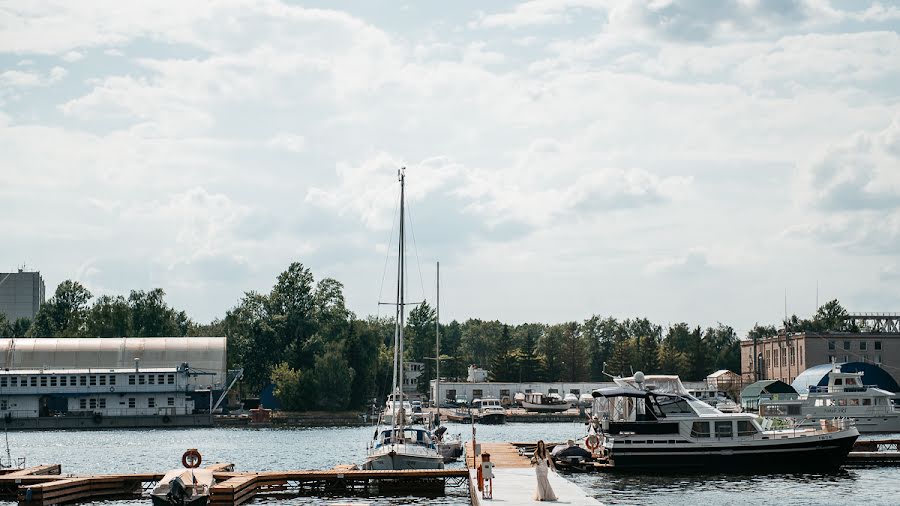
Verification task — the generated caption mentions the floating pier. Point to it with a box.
[4,463,467,506]
[846,438,900,466]
[465,441,602,505]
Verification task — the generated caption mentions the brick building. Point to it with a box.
[741,330,900,385]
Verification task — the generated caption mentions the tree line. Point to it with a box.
[1,262,856,411]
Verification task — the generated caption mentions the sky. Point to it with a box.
[2,0,900,337]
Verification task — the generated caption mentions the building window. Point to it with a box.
[148,398,156,408]
[828,355,835,363]
[0,400,6,411]
[500,389,510,398]
[446,389,456,399]
[40,377,47,387]
[99,399,106,409]
[50,377,57,387]
[60,377,66,386]
[774,353,779,367]
[168,397,175,406]
[158,374,165,384]
[129,375,135,385]
[843,355,849,363]
[89,399,97,409]
[89,376,96,386]
[875,354,882,365]
[10,377,16,387]
[71,376,77,386]
[128,398,136,408]
[138,375,145,385]
[843,341,850,350]
[167,374,175,384]
[828,341,835,350]
[30,377,37,387]
[860,342,867,351]
[79,376,86,386]
[99,376,106,386]
[799,345,803,365]
[80,399,87,409]
[472,389,483,398]
[875,341,882,350]
[148,375,155,385]
[109,376,116,385]
[0,378,6,388]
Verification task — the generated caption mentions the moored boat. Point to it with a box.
[760,367,900,433]
[587,372,859,472]
[522,392,570,413]
[473,398,506,424]
[151,468,214,506]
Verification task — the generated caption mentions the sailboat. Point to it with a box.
[363,169,444,471]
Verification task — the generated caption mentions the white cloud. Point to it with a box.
[0,66,66,87]
[644,250,712,276]
[267,133,305,153]
[471,0,611,29]
[62,50,83,62]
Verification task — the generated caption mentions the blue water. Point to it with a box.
[4,423,899,505]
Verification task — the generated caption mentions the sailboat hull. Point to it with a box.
[363,448,445,470]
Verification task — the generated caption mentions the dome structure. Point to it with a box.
[791,362,900,394]
[0,337,227,385]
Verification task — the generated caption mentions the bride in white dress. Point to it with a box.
[532,440,557,501]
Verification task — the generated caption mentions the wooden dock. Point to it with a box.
[7,463,468,506]
[466,441,602,505]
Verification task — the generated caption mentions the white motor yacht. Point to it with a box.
[473,398,506,424]
[586,373,859,471]
[760,367,900,433]
[522,392,570,413]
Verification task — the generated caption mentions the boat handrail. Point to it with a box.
[808,385,877,394]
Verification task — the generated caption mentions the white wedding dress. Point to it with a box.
[533,457,558,501]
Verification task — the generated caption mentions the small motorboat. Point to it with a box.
[152,449,213,506]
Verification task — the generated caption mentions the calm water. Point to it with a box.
[4,422,899,505]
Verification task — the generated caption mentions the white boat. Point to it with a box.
[586,372,859,471]
[363,169,443,471]
[381,396,413,426]
[522,392,570,413]
[473,398,506,424]
[151,468,214,506]
[687,388,742,413]
[759,367,900,433]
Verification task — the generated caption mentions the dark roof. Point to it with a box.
[740,380,797,398]
[792,362,900,394]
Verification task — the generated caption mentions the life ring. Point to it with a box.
[109,386,115,393]
[92,413,103,424]
[162,415,171,424]
[182,449,202,468]
[585,434,600,451]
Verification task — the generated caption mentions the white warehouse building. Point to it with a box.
[0,337,227,430]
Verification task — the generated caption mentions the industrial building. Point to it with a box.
[0,270,45,322]
[0,337,228,430]
[740,314,900,385]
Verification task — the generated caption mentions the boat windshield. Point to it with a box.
[615,375,690,396]
[378,428,433,446]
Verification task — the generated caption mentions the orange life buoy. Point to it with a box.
[585,434,600,451]
[182,449,202,468]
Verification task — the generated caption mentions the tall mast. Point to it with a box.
[436,261,441,419]
[397,168,406,426]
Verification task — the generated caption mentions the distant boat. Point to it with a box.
[473,398,506,424]
[362,169,443,471]
[687,388,742,413]
[759,367,900,433]
[522,392,570,413]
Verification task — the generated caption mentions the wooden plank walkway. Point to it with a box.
[466,442,603,505]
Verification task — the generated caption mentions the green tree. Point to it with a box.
[405,301,436,395]
[515,323,543,382]
[560,322,587,382]
[268,262,318,369]
[537,324,565,381]
[271,362,304,411]
[489,324,518,381]
[224,291,277,395]
[345,319,383,407]
[30,280,93,336]
[128,288,188,336]
[85,295,131,337]
[313,344,356,411]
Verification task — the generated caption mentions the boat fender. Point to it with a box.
[182,448,202,468]
[585,434,600,451]
[162,415,171,424]
[92,413,103,424]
